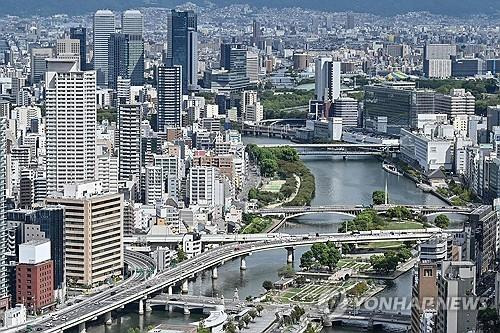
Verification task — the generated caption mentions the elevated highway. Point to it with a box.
[28,230,442,333]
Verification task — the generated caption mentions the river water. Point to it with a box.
[85,136,462,333]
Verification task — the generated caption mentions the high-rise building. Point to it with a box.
[122,10,144,36]
[166,10,198,92]
[315,58,340,102]
[56,39,80,69]
[30,48,54,84]
[108,33,144,89]
[118,104,142,181]
[435,89,475,119]
[436,261,477,333]
[332,97,358,127]
[221,43,247,76]
[6,207,65,295]
[116,77,131,104]
[157,65,182,130]
[188,166,216,207]
[244,102,264,123]
[45,59,96,193]
[241,90,258,120]
[246,51,259,83]
[45,182,123,289]
[145,166,163,205]
[0,108,7,308]
[410,262,438,333]
[97,154,119,193]
[70,27,87,70]
[345,13,355,29]
[423,44,456,79]
[93,10,116,87]
[252,20,262,46]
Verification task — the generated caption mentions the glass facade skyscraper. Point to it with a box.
[70,27,87,70]
[166,10,198,92]
[108,33,144,89]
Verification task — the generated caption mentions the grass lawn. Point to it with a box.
[383,221,424,230]
[261,180,286,193]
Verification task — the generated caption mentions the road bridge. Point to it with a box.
[27,230,442,333]
[148,294,244,314]
[313,310,411,328]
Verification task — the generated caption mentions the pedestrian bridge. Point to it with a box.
[30,230,442,333]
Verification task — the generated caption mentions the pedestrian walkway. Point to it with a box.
[247,306,278,332]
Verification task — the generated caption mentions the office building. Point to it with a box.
[46,183,123,288]
[244,102,264,123]
[364,84,436,132]
[315,58,340,102]
[345,13,355,29]
[108,33,144,89]
[70,27,87,70]
[221,43,248,79]
[436,261,477,333]
[293,53,310,70]
[400,128,453,171]
[435,89,475,119]
[157,65,182,130]
[166,10,198,92]
[116,77,131,104]
[0,109,7,309]
[6,207,65,294]
[246,51,259,83]
[411,262,438,333]
[16,240,54,314]
[118,104,142,181]
[122,10,143,36]
[423,44,456,79]
[452,58,486,77]
[56,39,80,69]
[30,48,54,84]
[468,205,498,277]
[252,20,262,46]
[145,166,163,205]
[97,154,119,193]
[93,10,116,87]
[45,59,96,193]
[332,97,358,127]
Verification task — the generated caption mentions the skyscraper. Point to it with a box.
[157,65,182,130]
[70,27,87,70]
[315,58,340,102]
[423,44,456,79]
[45,59,96,193]
[221,43,248,80]
[122,10,144,36]
[93,10,116,87]
[252,20,262,46]
[56,39,80,69]
[0,107,7,306]
[30,48,54,84]
[118,104,142,181]
[108,33,144,89]
[166,10,198,92]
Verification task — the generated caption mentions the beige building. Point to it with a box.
[46,182,123,289]
[411,262,438,333]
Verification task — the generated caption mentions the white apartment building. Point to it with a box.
[188,166,216,207]
[45,59,96,193]
[244,102,263,123]
[97,154,119,193]
[435,89,475,119]
[145,165,164,205]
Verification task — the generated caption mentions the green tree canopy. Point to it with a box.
[372,190,387,205]
[434,214,450,229]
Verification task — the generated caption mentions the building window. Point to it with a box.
[423,269,433,277]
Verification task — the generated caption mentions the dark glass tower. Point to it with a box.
[166,10,197,92]
[70,27,87,70]
[108,33,144,89]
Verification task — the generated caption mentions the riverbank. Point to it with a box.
[246,144,316,207]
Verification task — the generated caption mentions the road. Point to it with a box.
[27,231,440,333]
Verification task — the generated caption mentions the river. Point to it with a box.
[85,136,461,333]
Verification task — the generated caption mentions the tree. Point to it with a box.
[260,158,278,177]
[197,322,210,333]
[434,214,450,229]
[176,246,187,262]
[372,190,387,205]
[248,309,258,320]
[478,308,500,333]
[255,304,264,316]
[262,280,274,291]
[300,251,315,270]
[301,242,340,272]
[242,314,251,327]
[225,321,237,333]
[347,281,369,297]
[278,265,295,278]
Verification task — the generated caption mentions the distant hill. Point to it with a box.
[2,0,499,17]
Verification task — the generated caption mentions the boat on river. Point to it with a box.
[382,162,403,176]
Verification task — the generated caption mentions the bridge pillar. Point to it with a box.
[183,304,191,315]
[145,300,152,313]
[168,285,173,295]
[286,247,295,264]
[138,298,144,315]
[78,322,86,333]
[166,304,173,312]
[212,266,218,279]
[240,256,247,271]
[181,279,189,294]
[104,311,112,325]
